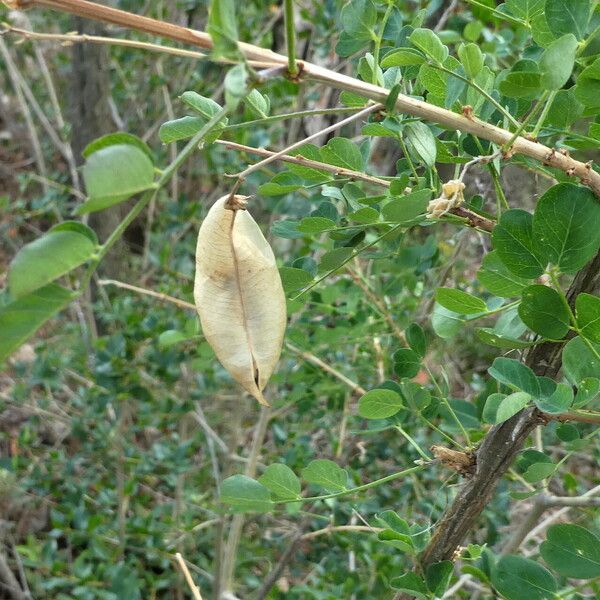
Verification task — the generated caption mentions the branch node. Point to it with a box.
[285,60,305,83]
[461,105,474,120]
[430,445,475,476]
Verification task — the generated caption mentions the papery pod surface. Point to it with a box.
[194,195,286,406]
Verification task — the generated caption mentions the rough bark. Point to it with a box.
[411,249,600,576]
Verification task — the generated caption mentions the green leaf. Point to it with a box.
[381,48,427,67]
[9,222,98,298]
[488,357,541,397]
[158,330,192,349]
[79,144,155,214]
[409,28,448,63]
[435,288,487,315]
[575,293,600,342]
[258,172,303,196]
[244,89,270,118]
[531,13,555,47]
[555,422,580,441]
[404,122,437,167]
[390,573,429,599]
[546,89,584,128]
[534,382,573,414]
[382,189,432,223]
[458,43,484,79]
[573,377,600,408]
[541,524,600,579]
[574,57,600,108]
[320,137,364,171]
[425,561,453,596]
[358,389,403,419]
[518,285,570,339]
[492,555,557,600]
[208,0,239,58]
[432,303,465,339]
[340,0,377,41]
[349,207,379,223]
[492,209,545,278]
[220,475,272,512]
[224,63,248,109]
[279,267,313,293]
[298,216,337,233]
[478,251,532,297]
[271,220,303,239]
[506,0,545,20]
[532,183,600,274]
[482,393,506,424]
[523,462,556,482]
[393,348,422,378]
[258,464,301,500]
[82,132,153,162]
[545,0,590,40]
[301,459,348,492]
[406,323,427,358]
[476,328,536,349]
[499,71,542,98]
[180,91,223,119]
[495,392,531,423]
[0,284,74,363]
[562,336,600,385]
[159,116,205,144]
[539,34,578,90]
[318,247,353,273]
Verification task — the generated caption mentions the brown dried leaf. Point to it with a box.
[194,195,286,406]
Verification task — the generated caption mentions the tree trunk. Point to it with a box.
[70,16,126,277]
[394,250,600,598]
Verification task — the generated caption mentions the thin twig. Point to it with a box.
[221,407,271,593]
[227,103,382,196]
[175,553,204,600]
[301,524,383,540]
[502,486,600,555]
[0,37,48,191]
[17,0,600,196]
[216,139,391,186]
[97,279,196,310]
[285,342,367,396]
[1,23,274,67]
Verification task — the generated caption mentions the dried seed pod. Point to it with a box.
[194,194,286,406]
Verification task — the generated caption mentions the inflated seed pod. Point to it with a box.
[194,194,286,406]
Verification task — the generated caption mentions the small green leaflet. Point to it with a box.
[301,459,348,492]
[258,464,301,500]
[540,524,600,579]
[8,222,98,299]
[0,284,75,363]
[492,555,557,600]
[435,288,487,315]
[358,389,403,419]
[220,475,272,512]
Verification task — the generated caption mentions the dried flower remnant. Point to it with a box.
[426,180,466,219]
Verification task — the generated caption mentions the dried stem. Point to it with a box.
[11,0,600,196]
[216,140,391,186]
[97,279,196,310]
[502,488,600,556]
[175,553,204,600]
[221,406,271,593]
[228,103,381,185]
[0,37,48,190]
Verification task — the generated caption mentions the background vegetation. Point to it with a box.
[0,0,599,599]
